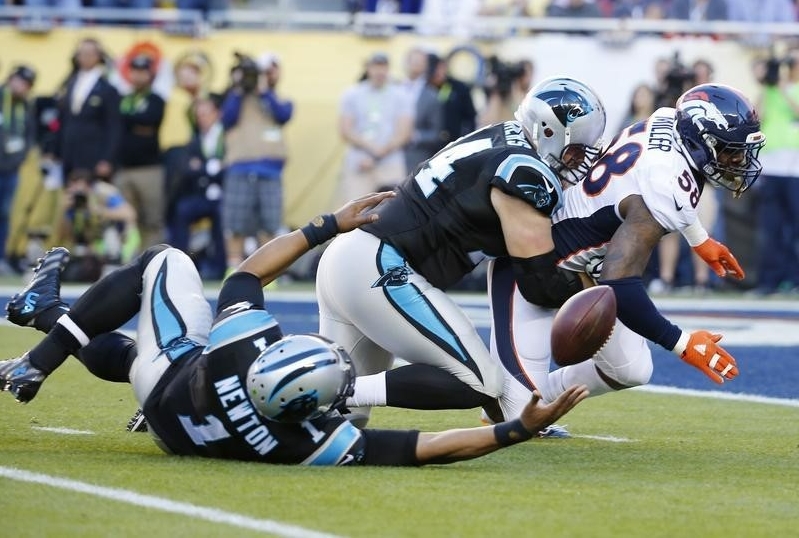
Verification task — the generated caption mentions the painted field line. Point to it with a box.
[0,466,342,538]
[573,434,635,443]
[31,426,94,435]
[635,384,799,408]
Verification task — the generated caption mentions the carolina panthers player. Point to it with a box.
[0,191,588,466]
[315,77,606,423]
[488,83,765,421]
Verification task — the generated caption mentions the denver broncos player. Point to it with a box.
[489,83,766,420]
[0,190,589,465]
[315,77,606,423]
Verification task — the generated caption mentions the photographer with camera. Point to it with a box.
[654,52,695,109]
[751,48,799,295]
[220,51,293,274]
[57,168,138,281]
[478,56,533,127]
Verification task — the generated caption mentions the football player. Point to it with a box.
[489,83,765,420]
[0,191,588,466]
[315,77,606,425]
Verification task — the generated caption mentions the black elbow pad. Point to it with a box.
[511,250,583,309]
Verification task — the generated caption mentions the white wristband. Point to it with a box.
[671,331,690,356]
[681,220,710,248]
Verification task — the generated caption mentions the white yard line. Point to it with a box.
[572,434,635,443]
[0,466,343,538]
[31,426,94,435]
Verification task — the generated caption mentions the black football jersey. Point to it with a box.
[363,121,563,289]
[142,280,367,465]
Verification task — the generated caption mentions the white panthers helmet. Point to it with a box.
[514,76,607,184]
[247,334,355,423]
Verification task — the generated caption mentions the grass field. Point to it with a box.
[1,325,797,538]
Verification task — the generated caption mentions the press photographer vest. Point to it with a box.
[224,93,288,165]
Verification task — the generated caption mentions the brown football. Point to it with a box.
[551,285,617,367]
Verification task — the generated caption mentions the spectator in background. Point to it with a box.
[338,52,412,205]
[221,52,293,274]
[174,51,212,137]
[427,54,476,145]
[752,49,799,295]
[57,38,121,181]
[0,66,36,275]
[404,54,446,174]
[547,0,603,18]
[617,82,656,132]
[114,54,165,251]
[56,168,137,281]
[726,0,796,47]
[612,0,666,19]
[402,46,430,113]
[668,0,727,21]
[169,95,226,280]
[478,56,533,127]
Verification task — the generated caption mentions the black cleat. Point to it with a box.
[0,354,46,403]
[6,247,70,328]
[126,409,148,432]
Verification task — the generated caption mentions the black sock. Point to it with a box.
[385,363,494,410]
[33,304,70,333]
[28,323,83,375]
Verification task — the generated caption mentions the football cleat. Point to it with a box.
[126,409,149,433]
[537,424,571,439]
[0,353,46,403]
[6,247,70,329]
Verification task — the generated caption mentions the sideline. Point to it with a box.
[0,466,342,538]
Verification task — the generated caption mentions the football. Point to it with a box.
[551,285,616,367]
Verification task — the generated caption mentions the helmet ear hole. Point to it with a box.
[543,127,554,138]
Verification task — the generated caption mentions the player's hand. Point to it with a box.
[679,330,739,384]
[333,191,396,233]
[692,237,745,280]
[520,385,589,434]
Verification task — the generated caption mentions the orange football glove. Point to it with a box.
[692,238,745,280]
[679,330,739,384]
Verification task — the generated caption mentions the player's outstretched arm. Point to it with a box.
[414,385,588,465]
[238,191,395,286]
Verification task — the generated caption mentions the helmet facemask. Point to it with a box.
[698,131,765,198]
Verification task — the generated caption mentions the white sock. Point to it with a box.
[346,372,387,408]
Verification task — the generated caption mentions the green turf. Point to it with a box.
[0,325,797,537]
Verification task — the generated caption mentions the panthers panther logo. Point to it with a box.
[536,87,595,127]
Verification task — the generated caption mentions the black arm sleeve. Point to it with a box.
[361,429,421,466]
[511,250,583,309]
[216,272,265,314]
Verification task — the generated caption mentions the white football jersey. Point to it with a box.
[552,107,703,279]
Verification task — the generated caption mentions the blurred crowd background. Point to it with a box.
[1,0,799,296]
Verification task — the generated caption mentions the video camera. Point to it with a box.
[759,48,794,87]
[231,52,260,94]
[661,52,695,106]
[484,56,527,100]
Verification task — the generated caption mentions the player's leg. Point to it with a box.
[129,246,212,406]
[487,257,554,420]
[542,320,652,403]
[0,245,174,402]
[317,229,502,412]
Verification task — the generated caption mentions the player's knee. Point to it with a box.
[137,244,172,268]
[596,354,652,388]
